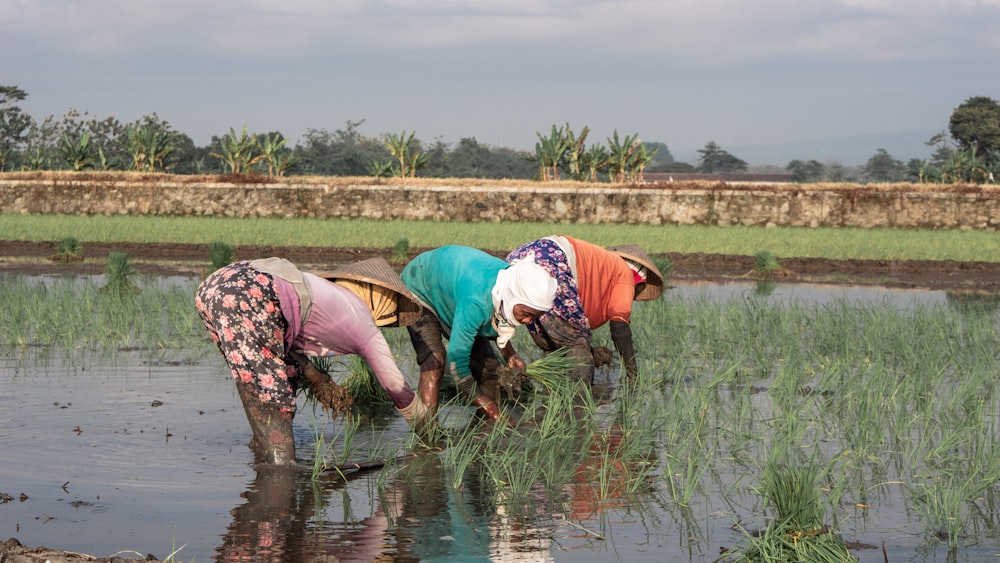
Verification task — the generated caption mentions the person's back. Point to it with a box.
[565,236,635,329]
[401,245,506,333]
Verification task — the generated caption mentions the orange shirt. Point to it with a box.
[565,236,635,328]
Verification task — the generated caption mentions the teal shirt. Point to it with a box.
[401,246,503,378]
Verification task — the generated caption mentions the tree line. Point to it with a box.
[1,85,997,184]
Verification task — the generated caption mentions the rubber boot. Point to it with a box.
[234,380,297,466]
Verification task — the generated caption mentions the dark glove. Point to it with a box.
[591,346,613,368]
[496,365,527,400]
[609,320,638,378]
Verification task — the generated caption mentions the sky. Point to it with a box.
[3,0,999,165]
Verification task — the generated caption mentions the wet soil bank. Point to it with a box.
[2,240,1000,293]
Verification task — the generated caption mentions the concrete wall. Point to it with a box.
[3,177,1000,230]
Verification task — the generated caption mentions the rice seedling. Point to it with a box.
[100,251,140,298]
[752,250,781,275]
[50,236,82,262]
[342,356,393,406]
[726,462,856,562]
[390,237,410,264]
[305,409,362,480]
[521,348,585,394]
[208,240,234,271]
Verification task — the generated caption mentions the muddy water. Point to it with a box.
[0,278,995,562]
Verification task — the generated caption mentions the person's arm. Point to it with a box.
[499,342,526,370]
[608,320,638,378]
[357,333,416,409]
[449,306,510,424]
[289,351,326,386]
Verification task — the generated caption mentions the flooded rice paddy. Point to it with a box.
[2,275,1000,562]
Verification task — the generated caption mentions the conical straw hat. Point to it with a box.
[606,245,664,301]
[313,257,428,327]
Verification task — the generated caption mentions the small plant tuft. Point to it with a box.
[390,238,410,264]
[208,240,235,271]
[100,252,140,297]
[50,237,83,263]
[754,250,781,274]
[732,463,856,562]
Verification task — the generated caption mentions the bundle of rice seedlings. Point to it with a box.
[523,348,582,394]
[343,356,393,406]
[730,463,856,562]
[100,252,140,297]
[298,362,354,419]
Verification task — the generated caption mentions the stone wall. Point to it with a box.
[2,178,999,230]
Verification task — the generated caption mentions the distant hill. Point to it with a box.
[672,130,938,167]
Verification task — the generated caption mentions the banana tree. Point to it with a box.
[124,124,176,172]
[582,143,609,182]
[534,124,568,181]
[211,126,261,174]
[563,123,589,180]
[385,130,426,178]
[605,130,640,183]
[59,131,96,171]
[625,143,657,183]
[256,133,294,176]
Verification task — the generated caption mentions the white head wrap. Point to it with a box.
[491,253,557,346]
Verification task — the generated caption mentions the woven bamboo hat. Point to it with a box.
[314,257,427,327]
[606,245,664,301]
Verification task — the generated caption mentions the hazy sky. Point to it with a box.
[3,0,999,162]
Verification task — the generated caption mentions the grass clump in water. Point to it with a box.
[100,252,140,297]
[727,462,856,562]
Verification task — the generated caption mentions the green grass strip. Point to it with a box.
[4,214,1000,262]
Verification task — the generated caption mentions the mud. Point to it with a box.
[2,240,999,293]
[0,537,159,563]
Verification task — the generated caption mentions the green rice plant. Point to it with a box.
[440,412,488,490]
[753,250,781,275]
[390,237,410,264]
[309,414,335,480]
[208,240,234,271]
[7,213,1000,262]
[52,236,82,262]
[342,356,393,406]
[479,421,547,500]
[100,252,140,298]
[307,409,362,479]
[728,462,856,562]
[522,348,584,393]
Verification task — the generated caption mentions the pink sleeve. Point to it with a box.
[293,275,415,408]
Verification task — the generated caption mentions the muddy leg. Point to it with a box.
[417,362,443,413]
[408,313,446,417]
[234,380,296,466]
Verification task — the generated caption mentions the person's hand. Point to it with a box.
[497,365,527,400]
[591,346,613,368]
[308,371,353,417]
[398,395,435,437]
[507,354,526,370]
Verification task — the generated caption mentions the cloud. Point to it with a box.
[5,0,997,63]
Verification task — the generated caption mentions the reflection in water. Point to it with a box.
[216,455,542,562]
[217,447,634,561]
